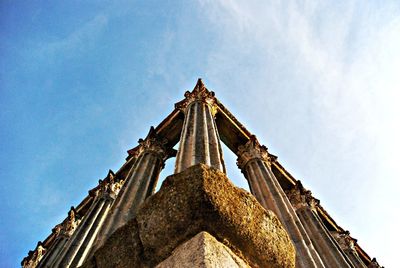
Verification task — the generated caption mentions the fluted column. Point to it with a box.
[330,231,368,268]
[53,171,124,267]
[174,79,225,173]
[286,184,353,267]
[237,137,324,268]
[95,127,172,246]
[37,207,81,268]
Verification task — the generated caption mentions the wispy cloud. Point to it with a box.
[36,14,108,57]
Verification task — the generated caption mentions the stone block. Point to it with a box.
[136,164,295,267]
[156,231,250,268]
[93,219,145,268]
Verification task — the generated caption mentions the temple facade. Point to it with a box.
[22,79,382,268]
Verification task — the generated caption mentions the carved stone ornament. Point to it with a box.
[236,135,273,169]
[285,184,306,210]
[285,182,320,211]
[22,242,46,268]
[126,145,143,160]
[52,223,62,237]
[110,178,125,196]
[101,170,124,197]
[174,78,217,112]
[138,126,170,160]
[61,206,81,237]
[330,231,358,255]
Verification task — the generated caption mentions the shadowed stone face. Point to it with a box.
[83,164,295,268]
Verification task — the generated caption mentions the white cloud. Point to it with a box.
[37,14,109,56]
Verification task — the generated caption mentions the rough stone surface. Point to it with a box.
[137,164,295,268]
[156,231,250,268]
[93,219,145,268]
[81,164,295,268]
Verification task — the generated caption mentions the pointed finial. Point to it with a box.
[194,78,205,92]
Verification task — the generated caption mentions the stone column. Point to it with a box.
[330,231,368,268]
[174,79,225,173]
[286,184,353,268]
[237,136,324,268]
[95,127,172,245]
[37,207,81,268]
[53,171,124,268]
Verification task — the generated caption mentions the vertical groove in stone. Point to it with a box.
[37,237,68,268]
[176,102,194,172]
[245,163,265,208]
[145,157,162,197]
[193,102,204,164]
[175,100,225,173]
[202,103,211,167]
[113,153,152,229]
[297,209,352,268]
[261,161,325,267]
[346,252,367,268]
[206,104,225,172]
[250,161,284,219]
[95,156,141,241]
[108,156,139,212]
[239,151,324,268]
[189,102,197,166]
[71,199,112,268]
[54,200,105,267]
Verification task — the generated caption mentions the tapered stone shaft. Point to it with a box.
[37,207,81,268]
[174,79,225,173]
[237,137,324,268]
[37,236,68,268]
[53,171,123,267]
[286,185,353,267]
[95,127,170,247]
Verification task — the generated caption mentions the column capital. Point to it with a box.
[236,136,274,170]
[22,241,46,268]
[285,182,320,211]
[174,79,217,113]
[59,206,81,237]
[138,127,175,163]
[330,231,358,255]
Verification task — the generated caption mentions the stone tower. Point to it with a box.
[22,80,382,268]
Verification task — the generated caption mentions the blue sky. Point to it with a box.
[1,1,399,267]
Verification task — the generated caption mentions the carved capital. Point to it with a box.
[52,223,62,237]
[331,231,358,255]
[60,206,81,237]
[285,182,319,211]
[175,79,217,113]
[285,185,307,210]
[236,136,272,170]
[22,242,46,268]
[139,126,175,162]
[98,170,125,198]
